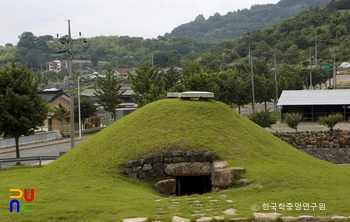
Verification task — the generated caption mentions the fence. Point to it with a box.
[0,131,59,149]
[0,156,59,169]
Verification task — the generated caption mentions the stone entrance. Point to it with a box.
[176,176,212,196]
[124,150,247,196]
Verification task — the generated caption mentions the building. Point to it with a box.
[114,68,136,78]
[46,59,68,72]
[278,90,350,122]
[37,88,71,131]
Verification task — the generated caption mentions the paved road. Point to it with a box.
[0,139,86,168]
[236,102,275,115]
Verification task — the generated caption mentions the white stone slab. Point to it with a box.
[167,92,181,98]
[180,91,214,98]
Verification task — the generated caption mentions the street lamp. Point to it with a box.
[77,74,93,139]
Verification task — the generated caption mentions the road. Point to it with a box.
[236,102,275,115]
[0,139,86,168]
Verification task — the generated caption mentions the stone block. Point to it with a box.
[125,168,133,174]
[128,173,137,178]
[133,166,142,173]
[164,162,212,176]
[146,169,157,178]
[297,215,315,221]
[192,155,205,162]
[172,150,185,157]
[143,164,152,171]
[164,157,173,163]
[153,163,164,172]
[133,159,144,167]
[212,168,235,188]
[138,171,146,179]
[144,157,154,164]
[173,157,183,163]
[254,213,281,221]
[125,161,133,168]
[153,155,163,163]
[164,152,173,157]
[123,217,148,222]
[182,156,192,162]
[155,179,176,195]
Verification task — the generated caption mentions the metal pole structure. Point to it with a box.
[315,35,318,67]
[274,52,278,111]
[78,76,81,139]
[68,20,75,148]
[249,44,255,112]
[309,52,313,90]
[333,50,336,89]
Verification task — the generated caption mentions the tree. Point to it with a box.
[51,103,70,133]
[0,62,48,161]
[284,112,303,132]
[163,66,182,91]
[94,66,124,121]
[247,110,276,128]
[74,96,97,124]
[182,62,219,94]
[318,113,343,132]
[129,63,166,107]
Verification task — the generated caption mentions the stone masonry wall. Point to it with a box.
[273,131,350,164]
[125,151,214,181]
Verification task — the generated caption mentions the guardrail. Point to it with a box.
[63,127,105,138]
[0,156,59,169]
[0,131,60,149]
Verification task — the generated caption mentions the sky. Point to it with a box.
[1,0,280,46]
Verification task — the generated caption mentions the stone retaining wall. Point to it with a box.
[273,131,350,163]
[125,151,214,181]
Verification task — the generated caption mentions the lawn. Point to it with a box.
[1,99,350,221]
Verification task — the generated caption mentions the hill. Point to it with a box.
[1,99,348,221]
[164,0,329,41]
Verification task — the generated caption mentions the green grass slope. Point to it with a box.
[1,99,350,221]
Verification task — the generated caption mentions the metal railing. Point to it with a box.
[63,126,105,138]
[0,156,59,169]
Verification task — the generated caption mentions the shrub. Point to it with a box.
[247,110,276,128]
[318,113,343,132]
[284,112,303,132]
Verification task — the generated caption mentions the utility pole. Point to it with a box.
[333,50,337,89]
[274,51,278,111]
[67,20,75,149]
[249,44,255,112]
[309,51,313,90]
[315,35,318,67]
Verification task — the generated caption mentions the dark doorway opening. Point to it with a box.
[176,176,212,196]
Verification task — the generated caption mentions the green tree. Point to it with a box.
[182,62,219,94]
[247,110,276,128]
[163,66,182,91]
[74,96,97,124]
[318,113,343,132]
[284,112,303,132]
[0,62,48,161]
[129,63,166,107]
[94,66,124,121]
[51,103,70,133]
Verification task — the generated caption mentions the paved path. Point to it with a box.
[266,122,350,133]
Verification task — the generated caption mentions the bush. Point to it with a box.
[247,110,276,128]
[318,113,343,132]
[284,112,303,132]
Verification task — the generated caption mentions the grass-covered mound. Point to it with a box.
[1,99,350,222]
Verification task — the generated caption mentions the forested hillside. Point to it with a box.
[2,0,350,74]
[164,0,329,41]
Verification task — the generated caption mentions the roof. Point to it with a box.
[81,88,133,97]
[114,68,135,75]
[277,90,350,106]
[38,88,69,102]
